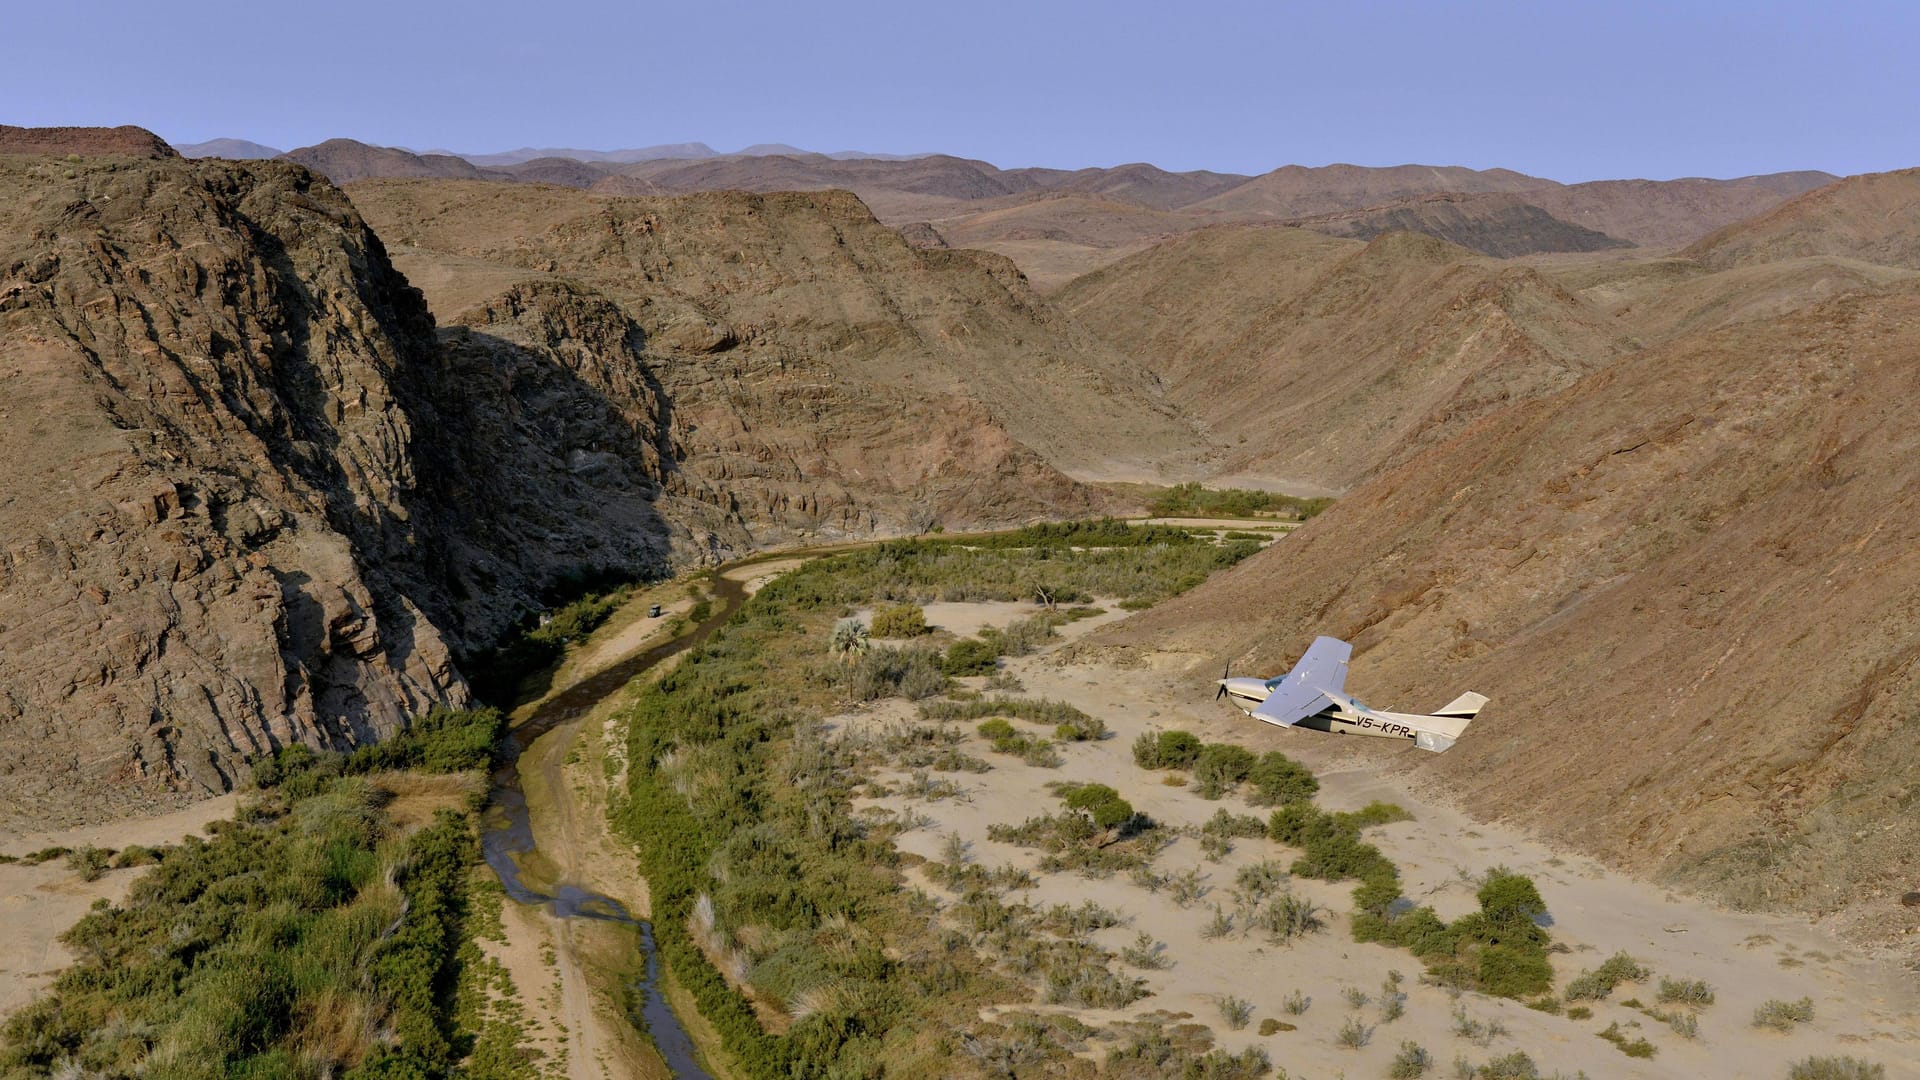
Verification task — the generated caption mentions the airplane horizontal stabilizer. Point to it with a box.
[1415,730,1457,753]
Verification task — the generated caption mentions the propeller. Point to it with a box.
[1215,662,1231,700]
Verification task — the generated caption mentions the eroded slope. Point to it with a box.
[1095,285,1920,942]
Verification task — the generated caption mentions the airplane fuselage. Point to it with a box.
[1220,677,1428,745]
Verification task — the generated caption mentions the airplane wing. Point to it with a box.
[1272,637,1350,695]
[1251,677,1329,726]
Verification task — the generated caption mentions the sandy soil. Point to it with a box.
[852,609,1920,1079]
[0,792,238,1019]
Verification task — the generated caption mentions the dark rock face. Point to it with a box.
[0,155,1117,827]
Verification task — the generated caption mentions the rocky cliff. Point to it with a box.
[0,152,466,826]
[0,138,1139,824]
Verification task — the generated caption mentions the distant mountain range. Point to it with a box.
[176,134,1840,287]
[177,136,930,166]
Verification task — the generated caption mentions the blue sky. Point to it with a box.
[6,1,1913,181]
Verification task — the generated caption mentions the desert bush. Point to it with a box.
[1233,859,1289,901]
[1246,894,1322,942]
[870,603,929,638]
[1062,783,1137,831]
[1282,989,1309,1015]
[1787,1056,1886,1080]
[1666,1011,1699,1038]
[1039,900,1124,937]
[1133,729,1203,769]
[1657,976,1715,1008]
[1191,743,1257,799]
[1336,1014,1373,1048]
[982,669,1025,693]
[66,846,111,882]
[1597,1021,1657,1058]
[1476,1052,1542,1080]
[1391,1041,1434,1078]
[1753,997,1815,1031]
[1200,904,1234,939]
[1245,751,1318,806]
[1182,1046,1274,1080]
[1342,986,1372,1008]
[1345,800,1415,826]
[942,636,999,675]
[1217,994,1254,1030]
[1451,1007,1507,1047]
[1168,867,1209,908]
[1565,950,1650,1001]
[1147,482,1334,521]
[1120,932,1170,970]
[1565,1005,1592,1021]
[1201,808,1268,840]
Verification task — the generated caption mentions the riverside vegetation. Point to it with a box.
[612,522,1264,1076]
[0,708,531,1080]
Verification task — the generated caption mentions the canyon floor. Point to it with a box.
[846,602,1920,1079]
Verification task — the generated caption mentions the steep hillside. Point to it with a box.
[0,154,466,827]
[1061,229,1632,490]
[348,179,1210,491]
[281,138,492,184]
[1527,171,1836,248]
[1553,253,1918,344]
[1094,284,1920,941]
[1684,167,1920,270]
[1192,162,1557,218]
[1287,191,1632,257]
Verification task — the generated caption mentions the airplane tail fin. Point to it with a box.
[1434,692,1488,719]
[1414,693,1488,753]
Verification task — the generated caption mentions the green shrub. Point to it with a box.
[1788,1056,1886,1080]
[1132,729,1203,769]
[1191,743,1256,799]
[1657,976,1715,1007]
[1754,997,1815,1031]
[1475,868,1547,929]
[1477,1052,1542,1079]
[1146,482,1334,521]
[1244,751,1317,806]
[66,846,111,882]
[1597,1021,1657,1058]
[1062,783,1137,831]
[942,636,999,676]
[1565,950,1649,1001]
[870,603,929,638]
[1390,1040,1433,1078]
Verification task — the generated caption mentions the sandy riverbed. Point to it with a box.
[847,604,1920,1079]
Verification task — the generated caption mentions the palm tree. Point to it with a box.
[828,617,869,664]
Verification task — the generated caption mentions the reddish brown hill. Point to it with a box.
[1192,162,1557,218]
[0,124,176,158]
[1287,192,1632,257]
[1683,168,1920,270]
[281,138,491,184]
[1004,162,1251,210]
[1527,171,1835,248]
[1060,228,1632,490]
[1095,283,1920,939]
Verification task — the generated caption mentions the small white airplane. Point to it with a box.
[1216,637,1486,753]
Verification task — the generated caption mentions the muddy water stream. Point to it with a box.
[479,567,756,1079]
